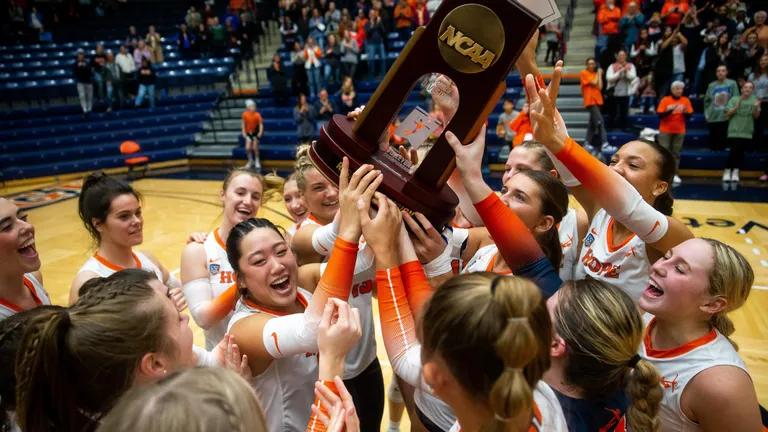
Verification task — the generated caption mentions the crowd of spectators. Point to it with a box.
[585,0,767,182]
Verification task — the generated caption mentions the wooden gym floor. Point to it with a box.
[8,177,768,429]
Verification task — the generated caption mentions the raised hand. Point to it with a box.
[358,192,403,265]
[525,68,568,153]
[310,377,361,432]
[169,287,188,312]
[337,157,383,243]
[215,333,252,379]
[445,124,487,182]
[317,298,363,363]
[402,211,446,264]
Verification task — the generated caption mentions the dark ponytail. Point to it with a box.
[517,170,568,269]
[78,171,141,243]
[638,140,676,216]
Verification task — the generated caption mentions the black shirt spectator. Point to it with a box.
[74,57,93,84]
[137,63,156,85]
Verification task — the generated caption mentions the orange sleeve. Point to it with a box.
[316,238,358,300]
[377,267,418,365]
[474,193,543,268]
[509,112,524,132]
[597,8,606,23]
[685,98,694,113]
[306,380,339,432]
[399,261,433,316]
[208,284,239,322]
[555,136,630,205]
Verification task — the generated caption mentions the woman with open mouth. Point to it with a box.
[225,158,378,431]
[70,171,185,311]
[180,168,263,350]
[283,172,308,240]
[0,197,51,320]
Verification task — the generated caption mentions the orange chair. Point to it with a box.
[119,140,149,179]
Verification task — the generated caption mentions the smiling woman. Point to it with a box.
[0,197,51,320]
[180,168,264,349]
[69,172,183,307]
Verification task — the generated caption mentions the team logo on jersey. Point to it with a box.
[582,248,621,278]
[660,374,679,391]
[584,233,595,248]
[209,263,220,274]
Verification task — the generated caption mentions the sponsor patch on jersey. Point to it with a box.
[584,233,595,248]
[209,263,220,274]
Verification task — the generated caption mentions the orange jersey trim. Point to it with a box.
[93,251,142,271]
[486,253,513,275]
[0,276,44,313]
[244,292,309,317]
[644,317,718,359]
[605,217,636,253]
[214,228,226,250]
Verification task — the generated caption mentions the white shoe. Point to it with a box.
[602,144,618,153]
[673,175,682,185]
[722,169,732,182]
[731,169,740,183]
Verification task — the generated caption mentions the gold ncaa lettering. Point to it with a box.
[438,25,496,70]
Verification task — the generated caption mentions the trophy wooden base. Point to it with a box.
[310,114,459,229]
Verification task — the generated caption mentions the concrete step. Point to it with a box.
[189,144,237,157]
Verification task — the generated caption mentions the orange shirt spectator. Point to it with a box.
[657,94,693,134]
[580,68,604,107]
[661,0,689,27]
[394,0,414,30]
[598,3,622,35]
[242,110,263,134]
[510,109,532,146]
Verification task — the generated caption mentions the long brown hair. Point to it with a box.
[14,269,176,432]
[515,170,568,270]
[420,273,551,432]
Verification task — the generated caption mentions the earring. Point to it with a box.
[163,369,168,375]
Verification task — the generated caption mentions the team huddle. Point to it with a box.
[0,38,763,432]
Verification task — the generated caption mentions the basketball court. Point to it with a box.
[4,174,767,430]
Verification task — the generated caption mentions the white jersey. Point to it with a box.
[228,288,317,432]
[574,209,650,301]
[448,227,469,274]
[200,229,236,349]
[558,208,579,282]
[77,250,164,281]
[301,215,377,379]
[415,386,456,431]
[640,315,749,432]
[447,382,568,432]
[462,244,510,275]
[0,273,51,320]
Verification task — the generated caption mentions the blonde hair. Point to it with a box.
[293,144,318,193]
[420,273,551,432]
[555,279,662,432]
[704,238,753,350]
[97,368,267,432]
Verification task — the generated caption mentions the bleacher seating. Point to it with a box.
[0,91,220,181]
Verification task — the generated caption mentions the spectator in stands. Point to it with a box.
[186,6,202,29]
[195,23,211,58]
[280,16,299,50]
[656,27,688,96]
[509,102,532,147]
[749,55,768,177]
[544,20,562,66]
[637,71,658,114]
[372,0,390,32]
[241,99,264,171]
[28,7,43,35]
[338,75,357,111]
[294,93,316,144]
[176,23,195,60]
[620,1,645,49]
[92,43,107,103]
[742,11,767,50]
[134,58,156,109]
[412,0,429,27]
[365,9,387,79]
[314,88,337,130]
[267,53,289,106]
[597,0,621,57]
[581,57,610,154]
[704,65,739,151]
[303,36,323,98]
[340,30,359,80]
[724,81,761,183]
[74,49,94,117]
[323,34,342,87]
[133,39,152,67]
[394,0,414,40]
[146,25,163,63]
[203,3,216,22]
[210,17,227,57]
[657,81,693,185]
[743,32,765,74]
[104,50,121,111]
[631,28,658,77]
[291,41,310,97]
[661,0,689,28]
[606,49,637,129]
[326,2,342,34]
[309,8,327,49]
[496,98,518,157]
[646,12,664,44]
[125,25,140,49]
[116,45,137,103]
